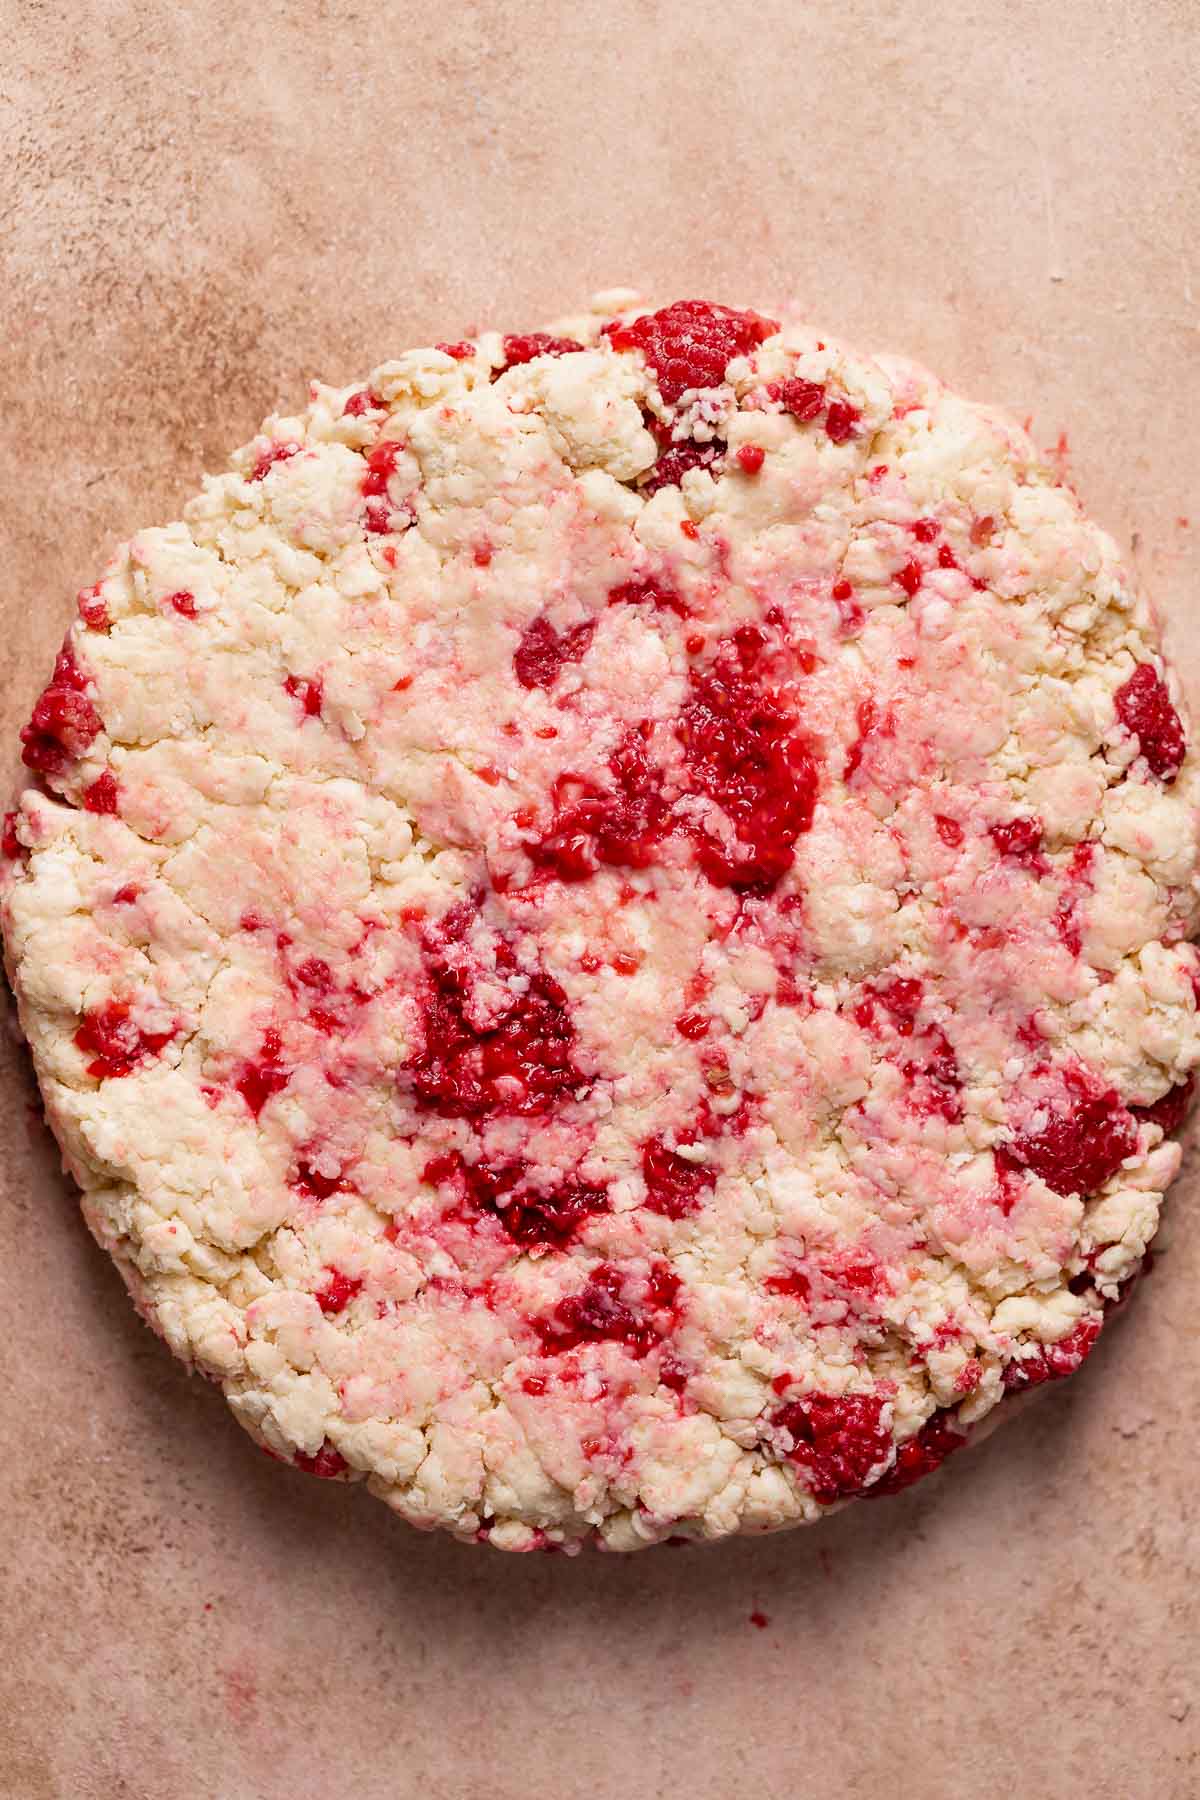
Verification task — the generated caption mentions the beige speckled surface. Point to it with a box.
[3,4,1199,1796]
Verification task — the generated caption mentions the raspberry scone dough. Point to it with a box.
[4,295,1198,1553]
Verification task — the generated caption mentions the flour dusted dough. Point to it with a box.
[4,295,1198,1551]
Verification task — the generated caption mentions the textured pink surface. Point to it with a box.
[2,3,1199,1796]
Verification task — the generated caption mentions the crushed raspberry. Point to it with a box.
[1132,1076,1194,1136]
[437,341,475,360]
[250,441,301,482]
[765,1267,811,1302]
[855,978,961,1121]
[82,771,120,815]
[736,445,765,474]
[314,1270,363,1316]
[2,812,22,859]
[235,1029,291,1116]
[499,333,584,369]
[294,1160,344,1200]
[424,1150,609,1249]
[74,1000,175,1079]
[21,643,103,774]
[680,519,700,541]
[990,816,1045,866]
[935,815,964,848]
[823,401,860,444]
[678,633,819,888]
[167,590,198,618]
[777,378,826,421]
[1002,1072,1136,1196]
[360,438,411,535]
[342,387,383,415]
[895,559,923,597]
[641,1136,716,1219]
[607,573,688,616]
[773,1391,891,1504]
[604,300,777,405]
[536,1261,677,1357]
[77,586,109,630]
[284,674,323,718]
[675,1011,710,1040]
[406,915,582,1119]
[525,726,672,882]
[513,616,595,690]
[659,1353,690,1393]
[294,1441,349,1478]
[1002,1316,1101,1391]
[843,696,892,784]
[641,439,725,495]
[911,518,940,543]
[831,579,853,602]
[937,544,959,570]
[1114,664,1186,780]
[865,1410,967,1497]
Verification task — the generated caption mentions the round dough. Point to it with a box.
[4,294,1198,1552]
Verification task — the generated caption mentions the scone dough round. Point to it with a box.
[5,295,1199,1552]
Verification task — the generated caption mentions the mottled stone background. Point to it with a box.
[2,3,1198,1795]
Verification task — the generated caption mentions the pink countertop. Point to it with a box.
[3,4,1198,1795]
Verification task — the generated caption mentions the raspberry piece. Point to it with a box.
[436,342,475,361]
[234,1029,291,1117]
[425,1150,609,1249]
[607,574,688,617]
[360,438,411,535]
[773,1391,891,1504]
[74,1000,176,1079]
[823,401,860,444]
[641,439,725,495]
[284,674,323,718]
[77,586,109,630]
[513,616,595,690]
[342,387,383,415]
[865,1409,967,1497]
[536,1261,676,1358]
[605,300,777,405]
[82,771,120,815]
[895,559,923,597]
[294,1441,349,1478]
[778,378,826,421]
[990,816,1045,866]
[935,815,964,848]
[499,333,584,369]
[1003,1073,1136,1196]
[314,1270,363,1316]
[1002,1317,1101,1392]
[294,1160,344,1200]
[1114,663,1186,780]
[250,441,301,482]
[678,638,820,889]
[20,644,103,775]
[167,590,198,618]
[1132,1076,1194,1137]
[406,915,582,1119]
[641,1136,716,1218]
[736,445,765,474]
[2,812,22,859]
[525,726,673,882]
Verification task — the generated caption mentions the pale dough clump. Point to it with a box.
[4,295,1197,1552]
